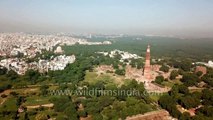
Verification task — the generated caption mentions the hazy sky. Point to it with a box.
[0,0,213,37]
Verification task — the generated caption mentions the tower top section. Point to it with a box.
[147,44,150,53]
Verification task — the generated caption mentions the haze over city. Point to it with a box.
[0,0,213,38]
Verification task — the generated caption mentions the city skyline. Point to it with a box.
[0,0,213,38]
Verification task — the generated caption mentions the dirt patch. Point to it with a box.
[26,103,54,109]
[0,89,11,105]
[126,110,176,120]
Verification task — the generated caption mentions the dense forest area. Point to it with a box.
[63,36,213,61]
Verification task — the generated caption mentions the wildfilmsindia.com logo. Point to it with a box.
[47,88,163,97]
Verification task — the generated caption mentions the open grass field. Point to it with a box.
[149,93,168,102]
[84,71,116,84]
[162,79,182,88]
[83,70,125,87]
[23,96,51,106]
[83,71,98,84]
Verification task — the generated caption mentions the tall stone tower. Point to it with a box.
[144,45,151,80]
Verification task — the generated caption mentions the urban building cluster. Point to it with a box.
[0,55,75,75]
[0,33,112,74]
[0,33,111,57]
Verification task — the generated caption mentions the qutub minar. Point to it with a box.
[144,45,152,80]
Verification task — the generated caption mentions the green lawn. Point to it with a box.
[162,79,182,88]
[162,81,174,87]
[83,71,98,84]
[172,79,182,84]
[149,93,168,102]
[48,85,59,90]
[149,94,161,102]
[84,71,115,84]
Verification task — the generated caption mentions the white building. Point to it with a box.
[49,55,76,71]
[195,60,213,68]
[54,46,64,54]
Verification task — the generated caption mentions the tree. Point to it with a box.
[170,70,179,80]
[0,84,12,92]
[129,58,144,69]
[196,71,203,77]
[0,66,7,75]
[158,94,181,118]
[191,91,202,100]
[197,106,213,117]
[159,94,176,109]
[24,112,29,120]
[180,60,192,72]
[16,52,24,58]
[192,115,208,120]
[178,84,189,94]
[77,110,87,117]
[201,89,213,106]
[201,73,213,87]
[115,69,125,75]
[40,85,49,96]
[181,73,200,86]
[94,81,105,90]
[160,65,169,73]
[126,97,139,107]
[154,76,164,85]
[178,69,185,75]
[64,105,78,120]
[173,60,191,71]
[7,70,18,80]
[59,84,68,90]
[179,112,191,120]
[49,96,78,119]
[98,96,114,108]
[127,80,138,89]
[92,113,103,120]
[179,96,200,109]
[48,57,94,83]
[169,84,189,101]
[50,96,73,112]
[17,96,25,106]
[169,85,179,97]
[24,70,41,84]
